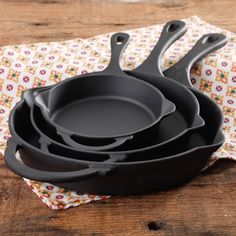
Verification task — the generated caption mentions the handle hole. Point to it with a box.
[202,35,218,44]
[116,36,124,45]
[167,23,179,32]
[207,35,218,43]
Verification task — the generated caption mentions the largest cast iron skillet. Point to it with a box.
[30,21,204,156]
[4,34,226,195]
[34,25,185,151]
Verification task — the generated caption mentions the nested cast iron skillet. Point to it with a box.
[32,21,204,156]
[4,33,226,195]
[34,22,188,151]
[35,32,175,151]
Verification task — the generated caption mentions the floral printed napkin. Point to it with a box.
[0,16,235,210]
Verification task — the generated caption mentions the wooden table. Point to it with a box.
[0,0,235,235]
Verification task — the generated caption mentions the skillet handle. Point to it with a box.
[164,33,227,87]
[57,131,133,151]
[133,20,187,75]
[39,137,128,163]
[102,32,130,76]
[39,137,129,163]
[4,138,114,183]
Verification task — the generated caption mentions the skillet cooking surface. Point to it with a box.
[52,96,156,136]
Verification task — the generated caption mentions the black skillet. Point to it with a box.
[35,32,176,151]
[4,33,225,195]
[34,22,188,151]
[31,21,205,157]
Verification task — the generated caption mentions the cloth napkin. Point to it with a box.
[0,16,235,210]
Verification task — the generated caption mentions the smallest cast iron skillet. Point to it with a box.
[34,23,188,151]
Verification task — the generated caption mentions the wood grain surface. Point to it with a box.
[0,0,236,235]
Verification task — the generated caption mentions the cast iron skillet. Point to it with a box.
[31,21,204,155]
[4,34,225,195]
[36,32,175,151]
[34,22,187,151]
